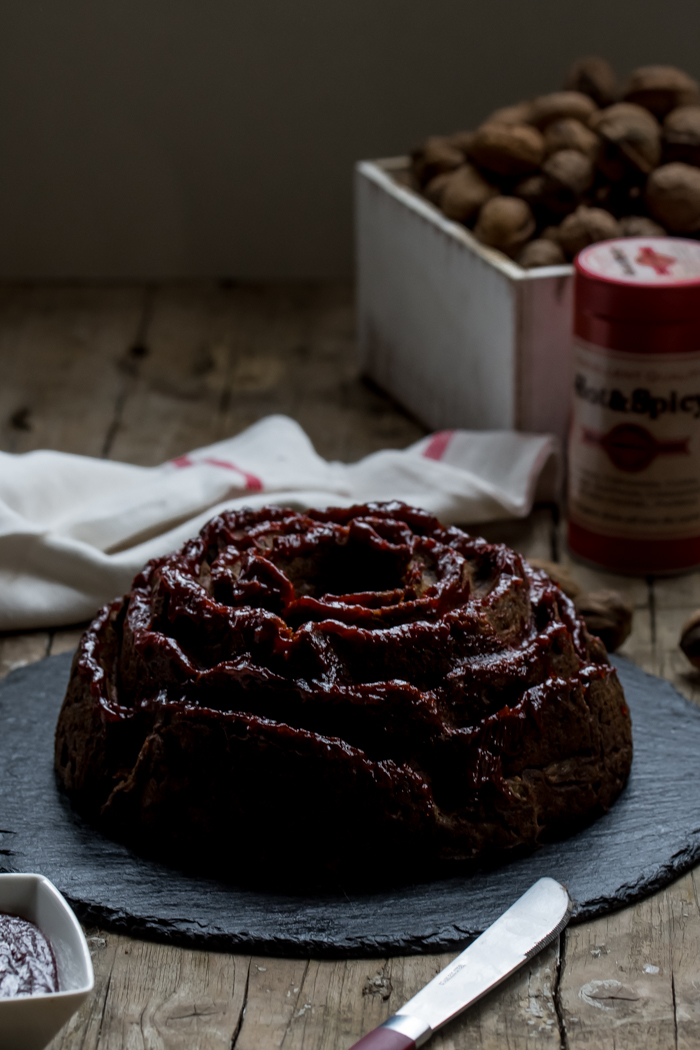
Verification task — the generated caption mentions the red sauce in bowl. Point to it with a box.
[0,913,58,998]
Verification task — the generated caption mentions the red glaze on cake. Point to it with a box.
[54,503,632,885]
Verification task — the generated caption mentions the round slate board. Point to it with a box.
[1,651,699,957]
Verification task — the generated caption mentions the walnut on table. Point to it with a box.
[529,558,633,652]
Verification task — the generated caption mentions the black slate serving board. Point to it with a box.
[1,651,699,957]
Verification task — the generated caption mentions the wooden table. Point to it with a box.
[1,283,699,1050]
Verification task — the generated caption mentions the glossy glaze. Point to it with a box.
[56,503,632,883]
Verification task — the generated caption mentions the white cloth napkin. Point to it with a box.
[0,415,559,630]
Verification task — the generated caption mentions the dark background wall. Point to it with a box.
[0,1,698,279]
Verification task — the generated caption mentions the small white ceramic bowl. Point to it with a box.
[0,873,94,1050]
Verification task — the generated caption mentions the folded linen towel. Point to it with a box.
[0,414,559,630]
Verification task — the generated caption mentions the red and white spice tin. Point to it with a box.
[568,237,700,573]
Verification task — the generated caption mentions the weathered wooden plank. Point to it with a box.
[558,887,676,1050]
[235,956,310,1050]
[56,934,249,1050]
[48,928,122,1050]
[0,286,146,458]
[232,943,560,1050]
[49,627,85,657]
[0,631,48,678]
[110,284,425,467]
[4,282,700,1050]
[426,942,561,1050]
[668,869,700,1050]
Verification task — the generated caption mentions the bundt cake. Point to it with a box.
[54,502,632,886]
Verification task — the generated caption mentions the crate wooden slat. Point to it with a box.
[355,158,574,446]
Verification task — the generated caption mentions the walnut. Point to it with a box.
[624,65,700,119]
[411,136,464,185]
[544,118,600,160]
[618,215,666,236]
[517,239,567,268]
[439,165,499,223]
[663,106,700,167]
[645,162,700,233]
[515,151,595,217]
[590,103,661,179]
[680,610,700,668]
[565,56,618,108]
[469,122,545,177]
[542,149,595,201]
[574,590,634,652]
[514,174,548,211]
[528,558,581,596]
[557,205,622,257]
[484,101,535,126]
[446,130,476,155]
[423,171,454,206]
[530,91,598,129]
[473,196,536,257]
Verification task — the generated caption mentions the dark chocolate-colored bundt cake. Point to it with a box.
[55,502,632,885]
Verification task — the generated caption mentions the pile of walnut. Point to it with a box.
[411,57,700,267]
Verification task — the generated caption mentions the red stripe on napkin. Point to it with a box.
[170,454,263,492]
[203,458,264,492]
[422,430,454,461]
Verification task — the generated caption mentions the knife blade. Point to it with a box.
[347,877,571,1050]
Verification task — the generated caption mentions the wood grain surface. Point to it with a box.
[0,283,698,1049]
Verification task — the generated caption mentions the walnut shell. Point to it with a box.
[446,130,477,155]
[645,162,700,233]
[530,91,598,129]
[517,239,567,268]
[544,118,600,160]
[516,151,595,218]
[543,149,596,197]
[565,56,618,108]
[423,171,454,206]
[663,105,700,167]
[624,65,700,119]
[473,196,536,257]
[590,103,661,178]
[574,590,633,652]
[469,122,545,177]
[484,101,535,126]
[411,136,465,185]
[440,164,499,223]
[527,558,581,597]
[680,610,700,668]
[514,174,548,210]
[557,205,622,257]
[618,215,666,237]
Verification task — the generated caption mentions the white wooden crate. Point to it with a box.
[355,157,574,447]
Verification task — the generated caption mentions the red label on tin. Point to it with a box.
[568,339,700,542]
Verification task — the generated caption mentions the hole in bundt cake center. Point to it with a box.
[280,535,412,600]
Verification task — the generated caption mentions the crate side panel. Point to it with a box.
[515,274,574,446]
[356,169,516,432]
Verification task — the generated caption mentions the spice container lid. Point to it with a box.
[575,237,700,352]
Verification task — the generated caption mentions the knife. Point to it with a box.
[347,877,571,1050]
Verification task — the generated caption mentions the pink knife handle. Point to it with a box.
[347,1029,416,1050]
